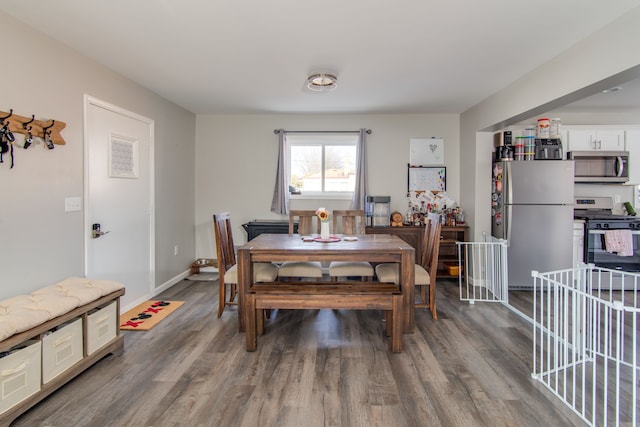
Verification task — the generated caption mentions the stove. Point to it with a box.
[575,196,640,274]
[574,197,640,229]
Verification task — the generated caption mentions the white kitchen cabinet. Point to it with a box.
[573,220,585,268]
[567,129,625,151]
[626,129,640,184]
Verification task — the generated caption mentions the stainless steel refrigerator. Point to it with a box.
[491,160,575,289]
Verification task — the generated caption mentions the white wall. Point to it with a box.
[0,12,196,302]
[460,7,640,240]
[195,114,459,257]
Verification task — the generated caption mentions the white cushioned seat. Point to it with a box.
[0,307,51,342]
[32,285,100,308]
[22,293,81,318]
[54,276,125,296]
[224,262,279,284]
[375,263,430,285]
[277,261,323,278]
[328,261,374,278]
[0,277,125,342]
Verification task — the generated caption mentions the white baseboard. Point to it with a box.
[153,270,190,296]
[119,270,189,313]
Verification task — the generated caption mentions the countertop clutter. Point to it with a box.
[402,190,465,228]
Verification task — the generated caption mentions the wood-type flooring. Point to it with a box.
[12,280,584,427]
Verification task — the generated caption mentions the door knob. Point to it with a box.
[92,223,111,238]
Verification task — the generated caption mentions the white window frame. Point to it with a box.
[287,133,358,200]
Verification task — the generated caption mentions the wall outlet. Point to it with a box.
[174,245,179,256]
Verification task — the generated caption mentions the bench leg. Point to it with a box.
[391,295,403,353]
[245,294,257,351]
[257,308,265,336]
[383,310,391,336]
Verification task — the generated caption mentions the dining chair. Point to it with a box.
[375,218,441,319]
[277,210,324,279]
[286,209,321,234]
[328,209,374,281]
[213,212,279,318]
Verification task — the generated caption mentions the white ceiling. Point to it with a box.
[551,75,640,112]
[1,0,639,115]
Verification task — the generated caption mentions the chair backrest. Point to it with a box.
[332,209,366,235]
[421,218,442,276]
[213,212,236,278]
[289,210,320,235]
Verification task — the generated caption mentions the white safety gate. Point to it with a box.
[531,264,640,427]
[457,234,508,304]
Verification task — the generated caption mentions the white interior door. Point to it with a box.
[84,96,154,309]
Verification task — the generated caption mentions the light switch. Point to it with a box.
[65,197,82,212]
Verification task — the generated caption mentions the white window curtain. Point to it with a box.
[270,129,289,215]
[350,129,368,209]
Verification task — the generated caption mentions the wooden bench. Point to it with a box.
[245,281,403,353]
[0,278,125,426]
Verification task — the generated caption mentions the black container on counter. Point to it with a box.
[534,138,563,160]
[495,145,514,161]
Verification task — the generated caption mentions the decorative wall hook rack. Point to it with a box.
[22,114,35,129]
[0,109,66,146]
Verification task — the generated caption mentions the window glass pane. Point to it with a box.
[324,145,356,192]
[287,133,358,195]
[291,145,321,192]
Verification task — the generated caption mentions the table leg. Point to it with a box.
[400,247,415,333]
[237,248,251,333]
[245,294,257,351]
[391,294,403,352]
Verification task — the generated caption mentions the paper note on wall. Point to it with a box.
[408,167,446,192]
[409,138,444,166]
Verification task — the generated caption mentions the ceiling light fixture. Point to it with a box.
[307,73,337,92]
[601,86,622,93]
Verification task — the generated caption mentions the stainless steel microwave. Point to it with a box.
[567,151,629,183]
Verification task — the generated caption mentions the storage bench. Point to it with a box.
[0,277,125,426]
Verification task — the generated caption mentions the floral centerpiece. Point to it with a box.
[316,207,330,239]
[316,207,330,222]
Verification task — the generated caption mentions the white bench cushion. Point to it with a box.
[0,277,125,342]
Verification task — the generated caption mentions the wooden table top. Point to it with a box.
[238,233,415,263]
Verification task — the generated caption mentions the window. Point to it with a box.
[288,133,358,196]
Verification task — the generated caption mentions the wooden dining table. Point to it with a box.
[236,233,416,334]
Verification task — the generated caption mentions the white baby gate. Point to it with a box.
[457,234,508,304]
[531,264,640,427]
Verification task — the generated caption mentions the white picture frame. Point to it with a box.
[409,138,444,166]
[109,133,139,179]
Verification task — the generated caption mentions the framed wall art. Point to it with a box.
[409,137,444,166]
[109,133,139,179]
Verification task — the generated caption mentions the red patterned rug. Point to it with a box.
[119,300,185,331]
